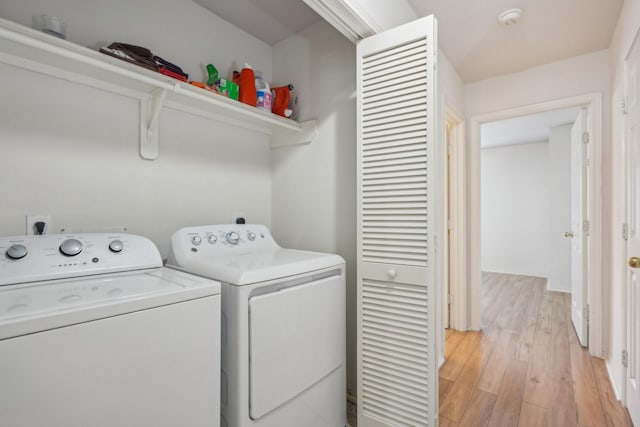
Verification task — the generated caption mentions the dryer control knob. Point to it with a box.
[109,239,124,253]
[6,244,28,260]
[207,235,218,244]
[247,231,256,241]
[226,231,240,245]
[191,235,202,246]
[60,239,83,256]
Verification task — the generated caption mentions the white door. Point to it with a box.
[625,30,640,426]
[357,15,438,427]
[570,108,589,346]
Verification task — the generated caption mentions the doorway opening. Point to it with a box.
[466,93,604,356]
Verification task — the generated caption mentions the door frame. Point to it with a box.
[623,26,640,409]
[465,93,604,357]
[444,105,466,332]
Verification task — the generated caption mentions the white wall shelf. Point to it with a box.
[0,17,316,159]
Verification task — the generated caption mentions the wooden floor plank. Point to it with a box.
[487,360,528,427]
[568,320,606,426]
[476,328,518,394]
[522,343,550,408]
[517,278,544,362]
[445,331,467,359]
[548,375,578,426]
[440,377,455,404]
[439,335,496,422]
[456,389,497,427]
[440,331,482,381]
[591,357,633,427]
[518,402,548,427]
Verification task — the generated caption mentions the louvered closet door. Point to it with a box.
[357,16,437,427]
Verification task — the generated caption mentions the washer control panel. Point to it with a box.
[0,233,162,286]
[168,224,279,258]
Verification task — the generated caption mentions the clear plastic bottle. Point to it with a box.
[255,76,272,112]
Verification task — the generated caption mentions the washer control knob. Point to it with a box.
[207,235,218,244]
[109,239,124,253]
[60,239,83,256]
[226,231,240,245]
[247,231,256,241]
[191,235,202,246]
[6,244,28,260]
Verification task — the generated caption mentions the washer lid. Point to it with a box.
[170,248,344,285]
[0,267,220,339]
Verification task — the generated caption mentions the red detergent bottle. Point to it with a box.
[233,63,257,106]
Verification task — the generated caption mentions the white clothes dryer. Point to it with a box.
[167,224,347,427]
[0,233,221,427]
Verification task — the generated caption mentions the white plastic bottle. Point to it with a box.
[255,76,272,112]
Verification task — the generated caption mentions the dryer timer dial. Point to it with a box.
[226,231,240,245]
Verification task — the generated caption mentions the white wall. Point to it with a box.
[271,21,357,395]
[547,124,573,292]
[481,142,550,277]
[607,0,640,400]
[0,0,274,256]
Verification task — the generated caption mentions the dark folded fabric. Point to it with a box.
[99,42,158,72]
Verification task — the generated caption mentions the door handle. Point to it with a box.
[629,257,640,269]
[387,269,397,279]
[564,231,574,238]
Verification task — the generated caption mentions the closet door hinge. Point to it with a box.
[623,223,629,241]
[623,97,629,115]
[623,349,628,368]
[584,305,589,322]
[582,132,590,144]
[583,219,590,234]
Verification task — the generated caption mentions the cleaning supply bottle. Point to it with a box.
[255,76,272,112]
[271,84,294,118]
[232,63,257,106]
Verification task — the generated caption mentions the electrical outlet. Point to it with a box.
[26,214,53,235]
[232,212,246,224]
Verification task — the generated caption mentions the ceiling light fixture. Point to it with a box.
[498,8,523,26]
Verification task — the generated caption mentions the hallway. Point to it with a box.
[438,272,633,426]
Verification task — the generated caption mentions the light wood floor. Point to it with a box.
[439,272,633,426]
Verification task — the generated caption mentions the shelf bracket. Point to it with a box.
[140,88,168,160]
[270,120,318,148]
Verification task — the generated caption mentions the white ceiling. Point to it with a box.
[481,107,580,148]
[406,0,624,82]
[195,0,624,84]
[193,0,322,46]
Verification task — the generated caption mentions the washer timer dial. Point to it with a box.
[60,239,83,256]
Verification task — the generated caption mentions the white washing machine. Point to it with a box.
[0,233,221,427]
[167,224,347,427]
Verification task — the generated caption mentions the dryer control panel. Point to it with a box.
[0,234,162,286]
[169,224,280,256]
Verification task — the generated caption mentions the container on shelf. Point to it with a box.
[255,76,272,112]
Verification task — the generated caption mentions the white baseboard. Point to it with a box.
[546,279,571,293]
[606,358,623,402]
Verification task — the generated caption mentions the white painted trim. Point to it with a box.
[468,93,605,358]
[607,358,624,402]
[444,107,466,331]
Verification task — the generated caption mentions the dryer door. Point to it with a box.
[248,273,344,419]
